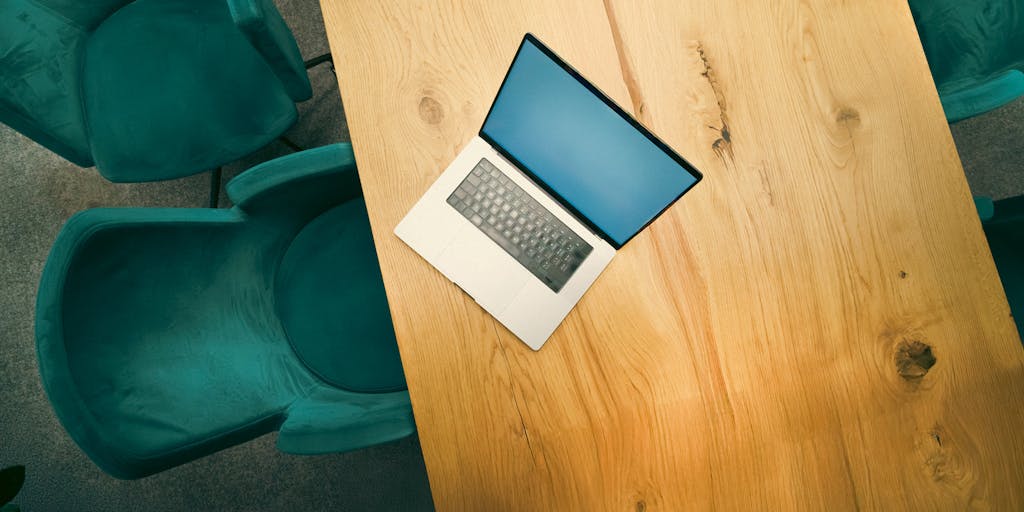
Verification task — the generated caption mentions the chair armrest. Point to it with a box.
[975,196,995,222]
[991,195,1024,222]
[277,385,415,455]
[225,0,312,101]
[226,143,363,216]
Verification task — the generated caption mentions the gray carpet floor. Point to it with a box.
[1,2,1021,510]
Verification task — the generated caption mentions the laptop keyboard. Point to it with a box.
[446,158,593,293]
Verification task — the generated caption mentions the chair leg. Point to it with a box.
[304,52,334,74]
[279,136,303,153]
[208,167,222,208]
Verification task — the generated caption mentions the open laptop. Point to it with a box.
[395,34,703,350]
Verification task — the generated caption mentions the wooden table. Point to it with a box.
[320,1,1024,509]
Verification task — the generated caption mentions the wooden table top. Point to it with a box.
[320,0,1024,509]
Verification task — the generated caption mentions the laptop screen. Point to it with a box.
[480,36,701,247]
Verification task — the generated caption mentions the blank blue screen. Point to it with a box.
[482,39,698,245]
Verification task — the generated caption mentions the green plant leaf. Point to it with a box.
[0,466,25,506]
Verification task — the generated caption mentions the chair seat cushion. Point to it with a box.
[275,199,407,393]
[82,0,296,182]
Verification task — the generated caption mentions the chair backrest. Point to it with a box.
[909,0,1024,120]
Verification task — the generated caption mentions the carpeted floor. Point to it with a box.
[1,2,1021,511]
[949,96,1024,200]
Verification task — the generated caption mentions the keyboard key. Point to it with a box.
[446,157,593,293]
[481,224,520,258]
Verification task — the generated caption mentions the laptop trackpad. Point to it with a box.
[435,224,530,314]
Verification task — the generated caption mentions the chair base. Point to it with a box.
[279,136,303,153]
[209,167,223,208]
[304,52,334,73]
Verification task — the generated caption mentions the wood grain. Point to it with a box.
[320,0,1024,509]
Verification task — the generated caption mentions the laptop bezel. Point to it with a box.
[477,33,703,250]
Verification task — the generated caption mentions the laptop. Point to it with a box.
[395,34,703,350]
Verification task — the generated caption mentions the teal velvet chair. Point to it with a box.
[909,0,1024,121]
[979,195,1024,343]
[35,144,414,479]
[0,0,311,182]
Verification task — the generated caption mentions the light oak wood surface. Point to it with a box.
[320,0,1024,509]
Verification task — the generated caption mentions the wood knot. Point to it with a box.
[895,340,935,380]
[915,424,974,491]
[836,107,861,127]
[711,124,733,159]
[898,270,908,279]
[418,96,444,124]
[695,41,732,163]
[636,500,647,512]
